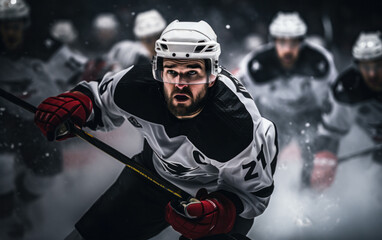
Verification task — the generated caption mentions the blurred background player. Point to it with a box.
[86,13,120,58]
[80,13,121,82]
[46,19,88,90]
[310,32,382,191]
[106,9,167,71]
[0,0,63,238]
[236,12,338,188]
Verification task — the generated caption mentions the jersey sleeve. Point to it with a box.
[212,118,278,219]
[73,68,133,131]
[310,43,338,109]
[315,88,356,153]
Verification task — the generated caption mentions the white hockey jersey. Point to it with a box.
[317,66,382,147]
[44,45,88,90]
[237,42,337,123]
[72,64,278,219]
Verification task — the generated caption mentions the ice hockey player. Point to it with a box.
[79,13,121,82]
[34,20,279,240]
[0,0,63,238]
[46,19,88,90]
[107,9,167,71]
[310,32,382,190]
[236,12,337,188]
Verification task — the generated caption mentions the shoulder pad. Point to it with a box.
[296,43,331,78]
[246,44,283,83]
[332,67,375,104]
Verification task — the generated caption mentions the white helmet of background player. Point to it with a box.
[352,32,382,61]
[269,12,307,39]
[152,20,221,84]
[92,13,119,45]
[134,9,166,39]
[93,13,119,31]
[0,0,29,23]
[50,20,78,44]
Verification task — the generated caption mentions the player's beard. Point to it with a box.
[164,84,208,118]
[280,53,297,69]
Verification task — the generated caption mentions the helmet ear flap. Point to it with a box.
[152,56,163,81]
[205,59,211,76]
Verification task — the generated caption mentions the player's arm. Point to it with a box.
[310,89,355,190]
[217,118,278,218]
[34,68,129,141]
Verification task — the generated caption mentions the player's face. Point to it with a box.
[0,20,25,51]
[358,60,382,92]
[275,38,301,69]
[162,58,215,119]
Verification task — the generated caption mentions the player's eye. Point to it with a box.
[167,70,178,77]
[187,71,197,76]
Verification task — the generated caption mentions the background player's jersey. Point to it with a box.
[44,45,88,90]
[317,66,382,147]
[73,64,278,219]
[237,42,337,122]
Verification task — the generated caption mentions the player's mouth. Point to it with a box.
[173,94,190,103]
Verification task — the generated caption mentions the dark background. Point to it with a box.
[26,0,382,70]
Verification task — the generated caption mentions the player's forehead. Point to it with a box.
[163,58,205,69]
[359,59,382,66]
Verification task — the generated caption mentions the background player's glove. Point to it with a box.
[165,188,236,240]
[34,91,92,141]
[310,151,338,191]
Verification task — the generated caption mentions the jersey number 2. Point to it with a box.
[242,144,266,181]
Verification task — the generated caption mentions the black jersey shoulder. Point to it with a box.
[113,65,254,162]
[246,44,283,83]
[294,43,331,78]
[247,43,331,83]
[331,66,380,104]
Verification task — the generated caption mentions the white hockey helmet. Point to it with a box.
[134,9,166,39]
[0,0,29,20]
[50,20,78,44]
[269,12,307,38]
[352,32,382,61]
[152,20,221,83]
[93,13,119,31]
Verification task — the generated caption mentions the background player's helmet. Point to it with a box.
[269,12,307,38]
[152,20,221,83]
[50,20,78,44]
[352,32,382,61]
[134,9,166,39]
[92,13,119,31]
[0,0,29,26]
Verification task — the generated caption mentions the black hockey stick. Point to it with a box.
[338,144,382,163]
[0,88,191,200]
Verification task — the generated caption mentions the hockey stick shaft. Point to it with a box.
[0,88,190,200]
[338,144,382,163]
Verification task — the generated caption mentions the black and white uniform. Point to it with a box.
[71,64,278,239]
[314,66,382,162]
[44,44,88,90]
[237,42,337,186]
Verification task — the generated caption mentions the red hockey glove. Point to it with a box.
[34,91,93,141]
[310,151,338,191]
[165,188,236,240]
